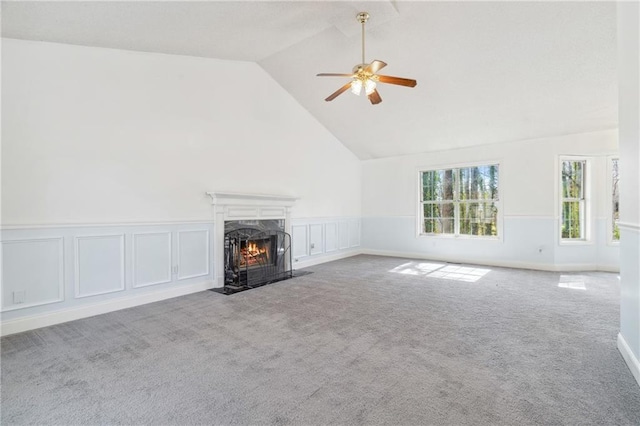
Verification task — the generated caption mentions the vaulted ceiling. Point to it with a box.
[1,1,617,160]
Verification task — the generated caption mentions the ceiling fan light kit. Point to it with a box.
[317,11,417,105]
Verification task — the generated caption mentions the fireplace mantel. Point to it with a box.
[206,192,298,287]
[206,191,298,221]
[206,192,298,207]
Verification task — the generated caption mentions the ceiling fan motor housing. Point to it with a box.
[352,64,369,73]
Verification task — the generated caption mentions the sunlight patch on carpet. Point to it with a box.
[558,275,586,290]
[427,265,491,283]
[388,261,445,276]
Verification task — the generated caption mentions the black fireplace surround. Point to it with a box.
[222,220,293,294]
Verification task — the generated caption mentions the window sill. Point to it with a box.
[418,233,501,241]
[559,239,593,246]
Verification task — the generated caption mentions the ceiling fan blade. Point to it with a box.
[325,82,353,102]
[365,60,387,74]
[376,75,417,87]
[317,73,354,77]
[368,89,382,105]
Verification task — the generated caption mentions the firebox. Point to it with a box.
[239,238,273,268]
[223,220,292,294]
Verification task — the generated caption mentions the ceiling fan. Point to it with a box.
[317,12,417,105]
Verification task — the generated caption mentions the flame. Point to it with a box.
[245,242,266,255]
[239,240,269,267]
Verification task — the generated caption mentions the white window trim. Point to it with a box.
[607,155,621,245]
[415,160,503,241]
[557,155,593,245]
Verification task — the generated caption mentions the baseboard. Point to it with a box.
[360,249,619,273]
[548,263,620,273]
[596,264,621,273]
[0,280,214,337]
[618,333,640,388]
[293,249,362,270]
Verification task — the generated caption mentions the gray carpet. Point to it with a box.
[2,255,640,425]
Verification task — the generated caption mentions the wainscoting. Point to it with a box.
[1,217,361,335]
[618,222,640,388]
[1,222,214,335]
[291,217,361,269]
[361,216,619,272]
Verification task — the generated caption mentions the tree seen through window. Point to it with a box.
[421,165,499,237]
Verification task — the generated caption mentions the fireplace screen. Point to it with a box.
[224,222,292,294]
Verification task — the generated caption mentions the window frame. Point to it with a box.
[607,156,620,245]
[558,156,592,244]
[417,161,502,240]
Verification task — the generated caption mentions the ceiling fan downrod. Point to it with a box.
[357,12,369,66]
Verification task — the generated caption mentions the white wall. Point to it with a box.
[617,1,640,388]
[1,38,361,225]
[0,38,362,334]
[361,129,619,271]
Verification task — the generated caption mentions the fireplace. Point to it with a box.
[207,192,298,293]
[223,220,292,294]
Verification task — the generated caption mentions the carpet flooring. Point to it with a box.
[2,255,640,425]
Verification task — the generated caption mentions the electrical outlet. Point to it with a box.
[13,290,26,304]
[310,243,315,249]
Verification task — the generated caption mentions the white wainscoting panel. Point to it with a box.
[349,219,361,248]
[0,222,215,336]
[309,224,324,255]
[177,230,210,280]
[75,234,125,298]
[290,217,362,269]
[339,221,349,250]
[325,222,338,253]
[292,225,309,259]
[133,232,172,288]
[1,238,64,311]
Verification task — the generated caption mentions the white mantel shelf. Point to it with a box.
[206,192,298,207]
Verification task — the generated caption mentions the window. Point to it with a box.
[560,159,586,240]
[611,158,620,241]
[422,169,455,234]
[420,164,499,237]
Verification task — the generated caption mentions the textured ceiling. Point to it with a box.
[2,1,617,160]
